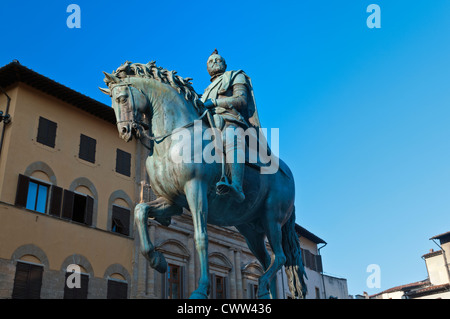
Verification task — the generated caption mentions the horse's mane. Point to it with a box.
[105,61,203,113]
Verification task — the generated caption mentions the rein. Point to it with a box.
[112,81,208,150]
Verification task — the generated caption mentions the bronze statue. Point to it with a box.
[100,55,307,299]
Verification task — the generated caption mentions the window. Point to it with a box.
[64,271,89,299]
[111,205,130,236]
[315,287,321,299]
[15,174,60,215]
[25,180,49,213]
[36,117,57,148]
[62,190,94,226]
[12,262,43,299]
[164,264,183,299]
[107,279,128,299]
[301,248,323,273]
[116,149,131,177]
[79,134,96,163]
[211,274,227,299]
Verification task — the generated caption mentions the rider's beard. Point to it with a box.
[208,63,226,79]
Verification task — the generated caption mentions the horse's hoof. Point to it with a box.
[148,251,167,273]
[189,290,209,299]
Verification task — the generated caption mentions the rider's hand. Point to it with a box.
[203,99,216,109]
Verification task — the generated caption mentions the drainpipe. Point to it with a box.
[318,243,327,298]
[0,86,11,159]
[431,239,450,284]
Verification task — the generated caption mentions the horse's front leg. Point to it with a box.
[185,179,210,299]
[134,198,182,273]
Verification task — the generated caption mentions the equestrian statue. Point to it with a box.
[99,50,307,299]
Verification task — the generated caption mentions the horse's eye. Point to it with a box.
[118,96,128,104]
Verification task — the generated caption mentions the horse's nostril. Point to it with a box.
[122,127,127,134]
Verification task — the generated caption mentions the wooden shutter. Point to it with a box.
[12,262,43,299]
[64,272,89,299]
[84,195,94,226]
[116,149,131,177]
[79,134,96,163]
[107,280,128,299]
[316,254,323,273]
[49,185,63,217]
[62,190,75,220]
[37,117,57,148]
[15,174,30,208]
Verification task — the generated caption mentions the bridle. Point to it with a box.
[111,82,208,151]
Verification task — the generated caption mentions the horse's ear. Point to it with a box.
[99,87,111,95]
[103,71,120,85]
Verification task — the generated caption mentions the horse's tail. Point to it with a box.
[282,206,308,299]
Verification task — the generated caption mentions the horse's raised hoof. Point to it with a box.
[189,289,209,299]
[148,251,167,273]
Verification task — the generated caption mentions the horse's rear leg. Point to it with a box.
[235,224,277,298]
[134,198,182,273]
[258,219,286,299]
[184,179,210,299]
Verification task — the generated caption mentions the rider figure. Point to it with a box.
[201,49,258,203]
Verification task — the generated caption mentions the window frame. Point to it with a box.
[62,189,94,226]
[15,174,51,214]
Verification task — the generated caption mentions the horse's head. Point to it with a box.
[99,73,149,142]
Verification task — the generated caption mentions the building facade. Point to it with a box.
[369,231,450,299]
[0,61,348,299]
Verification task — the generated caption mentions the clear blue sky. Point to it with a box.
[1,0,450,297]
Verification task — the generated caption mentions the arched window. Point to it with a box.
[11,244,49,299]
[108,190,133,237]
[15,162,59,215]
[209,252,233,299]
[157,240,190,299]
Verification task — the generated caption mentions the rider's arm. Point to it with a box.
[213,83,248,111]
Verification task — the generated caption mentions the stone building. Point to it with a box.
[369,231,450,299]
[0,60,347,299]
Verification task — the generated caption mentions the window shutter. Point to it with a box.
[49,185,63,217]
[64,272,89,299]
[107,280,128,299]
[12,262,43,299]
[15,174,30,208]
[316,254,323,273]
[84,195,94,226]
[116,149,131,177]
[37,117,57,148]
[62,190,75,220]
[79,134,96,163]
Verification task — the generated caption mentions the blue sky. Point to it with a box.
[1,0,450,297]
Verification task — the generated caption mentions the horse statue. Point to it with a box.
[99,61,307,299]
